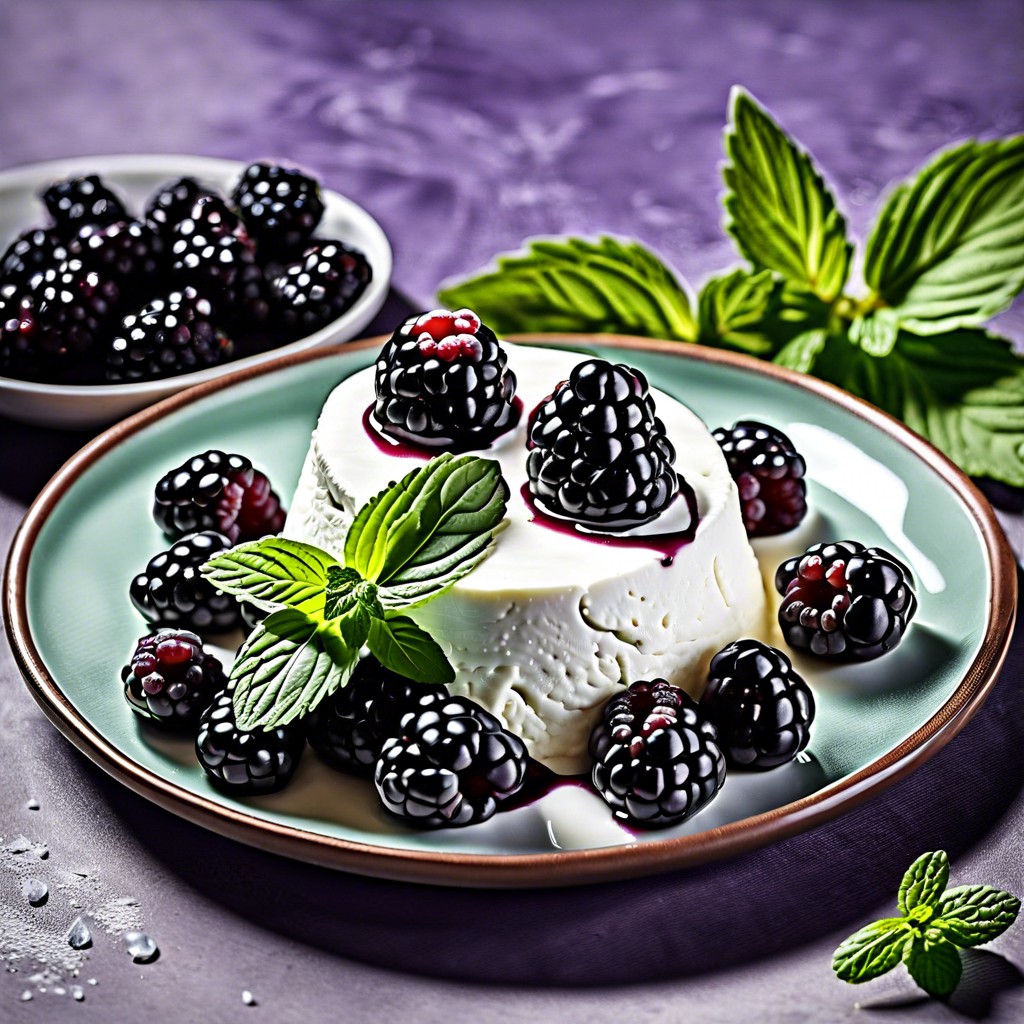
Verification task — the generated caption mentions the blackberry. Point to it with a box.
[713,421,807,537]
[590,679,725,829]
[107,288,232,382]
[527,359,685,531]
[152,449,286,543]
[41,174,127,237]
[775,540,918,660]
[67,219,163,289]
[231,162,324,257]
[307,656,447,776]
[196,687,306,794]
[373,308,519,449]
[375,695,528,829]
[121,628,225,729]
[129,531,242,632]
[0,288,44,379]
[700,639,815,769]
[269,240,371,336]
[144,177,213,239]
[0,228,67,290]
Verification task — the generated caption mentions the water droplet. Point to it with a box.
[22,878,48,906]
[26,799,39,811]
[8,836,31,854]
[112,896,138,906]
[242,990,257,1006]
[71,985,85,1002]
[87,978,98,987]
[53,986,66,996]
[123,931,158,963]
[34,845,49,860]
[20,991,32,1002]
[67,917,92,950]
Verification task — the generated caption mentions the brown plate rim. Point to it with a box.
[4,333,1018,888]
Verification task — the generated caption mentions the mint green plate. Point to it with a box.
[5,336,1016,887]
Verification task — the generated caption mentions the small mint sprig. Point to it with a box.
[832,851,1020,999]
[201,452,509,730]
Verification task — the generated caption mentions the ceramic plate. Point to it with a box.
[4,336,1016,887]
[0,154,392,428]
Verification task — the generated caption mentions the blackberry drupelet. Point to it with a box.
[0,288,44,378]
[0,228,67,290]
[196,687,306,794]
[144,177,212,239]
[307,656,447,776]
[129,531,242,632]
[527,359,684,531]
[67,219,163,289]
[775,540,918,660]
[374,695,528,828]
[41,174,128,236]
[231,162,325,256]
[121,628,225,729]
[151,449,286,543]
[700,639,815,769]
[373,308,519,449]
[589,678,725,828]
[106,287,232,382]
[269,240,371,336]
[713,420,807,537]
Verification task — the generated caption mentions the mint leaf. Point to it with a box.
[935,885,1021,948]
[230,608,357,729]
[437,235,698,341]
[723,87,852,302]
[697,268,776,355]
[773,328,829,374]
[899,850,950,914]
[865,137,1024,334]
[903,935,962,999]
[323,566,383,620]
[850,310,900,358]
[345,454,508,608]
[832,919,910,984]
[201,537,336,617]
[366,615,454,684]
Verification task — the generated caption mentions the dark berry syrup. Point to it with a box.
[498,758,589,813]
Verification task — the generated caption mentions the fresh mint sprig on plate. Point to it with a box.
[438,86,1024,486]
[201,453,509,730]
[832,850,1020,998]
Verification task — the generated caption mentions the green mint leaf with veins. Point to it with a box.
[899,851,950,915]
[366,615,454,685]
[201,537,337,617]
[437,235,698,341]
[934,885,1022,948]
[773,329,829,374]
[865,137,1024,335]
[723,87,852,303]
[832,919,911,984]
[903,935,962,999]
[345,453,509,610]
[323,565,383,620]
[697,268,776,355]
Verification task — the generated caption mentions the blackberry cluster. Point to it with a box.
[700,639,815,769]
[196,687,306,794]
[122,629,225,729]
[375,695,528,828]
[307,657,447,776]
[373,308,519,449]
[527,359,685,531]
[0,162,372,384]
[129,531,241,633]
[152,449,286,543]
[713,421,807,537]
[589,679,725,829]
[775,540,918,660]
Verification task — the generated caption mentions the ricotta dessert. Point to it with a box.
[285,342,768,774]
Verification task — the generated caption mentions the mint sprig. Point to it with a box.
[202,454,507,729]
[832,851,1019,999]
[437,88,1024,487]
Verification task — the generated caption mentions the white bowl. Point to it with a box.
[0,154,392,429]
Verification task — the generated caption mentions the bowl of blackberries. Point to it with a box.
[0,154,391,428]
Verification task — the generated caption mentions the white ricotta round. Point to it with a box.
[285,344,768,773]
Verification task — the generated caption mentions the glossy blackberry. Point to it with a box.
[527,359,685,531]
[67,219,163,289]
[373,308,519,449]
[129,531,242,632]
[375,695,528,828]
[589,679,725,829]
[0,228,67,290]
[231,162,325,256]
[106,287,232,382]
[307,657,447,776]
[196,687,306,794]
[0,288,44,378]
[144,177,213,239]
[713,421,807,537]
[775,540,918,660]
[700,639,815,769]
[41,174,127,236]
[269,240,371,336]
[152,449,285,543]
[121,628,225,729]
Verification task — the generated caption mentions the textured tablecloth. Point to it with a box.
[2,2,1024,1021]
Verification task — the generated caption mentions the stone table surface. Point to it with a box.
[2,1,1024,1021]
